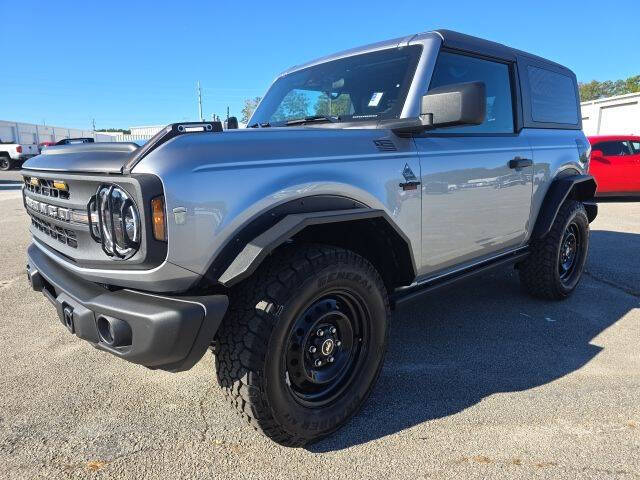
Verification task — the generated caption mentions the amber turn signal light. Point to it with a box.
[151,196,167,241]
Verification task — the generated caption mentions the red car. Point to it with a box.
[588,135,640,197]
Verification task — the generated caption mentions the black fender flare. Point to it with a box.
[532,174,598,240]
[216,208,417,288]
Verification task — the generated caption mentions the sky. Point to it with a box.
[1,0,638,130]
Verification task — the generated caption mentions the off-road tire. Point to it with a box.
[519,200,589,300]
[0,155,11,171]
[214,244,389,447]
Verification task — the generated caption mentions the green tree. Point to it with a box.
[625,75,640,93]
[271,91,310,122]
[241,96,262,124]
[314,94,351,117]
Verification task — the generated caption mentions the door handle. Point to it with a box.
[509,157,533,169]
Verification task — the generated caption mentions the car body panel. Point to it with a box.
[588,135,640,196]
[414,133,533,276]
[133,128,423,277]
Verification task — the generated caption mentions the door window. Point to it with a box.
[428,51,514,134]
[630,141,640,154]
[595,141,633,156]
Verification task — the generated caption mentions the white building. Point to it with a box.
[129,125,165,137]
[0,120,115,145]
[581,92,640,136]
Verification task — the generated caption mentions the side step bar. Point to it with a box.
[392,248,530,308]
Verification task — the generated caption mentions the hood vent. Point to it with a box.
[374,139,397,152]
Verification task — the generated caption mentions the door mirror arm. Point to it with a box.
[388,81,486,138]
[383,114,434,137]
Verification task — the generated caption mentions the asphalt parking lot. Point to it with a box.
[0,169,638,479]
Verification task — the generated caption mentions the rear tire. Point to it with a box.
[0,155,11,171]
[214,244,389,447]
[519,200,589,300]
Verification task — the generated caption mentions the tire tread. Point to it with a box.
[214,244,388,447]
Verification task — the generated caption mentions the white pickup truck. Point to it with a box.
[0,139,38,170]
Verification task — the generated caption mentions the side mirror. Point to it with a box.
[389,81,486,136]
[421,81,486,128]
[227,116,239,129]
[590,149,607,163]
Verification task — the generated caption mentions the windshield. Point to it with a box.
[250,46,422,127]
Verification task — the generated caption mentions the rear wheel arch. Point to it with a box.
[532,174,597,240]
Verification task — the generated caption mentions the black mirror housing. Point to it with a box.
[227,116,239,129]
[421,81,486,128]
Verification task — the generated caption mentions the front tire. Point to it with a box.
[214,244,389,447]
[519,200,589,300]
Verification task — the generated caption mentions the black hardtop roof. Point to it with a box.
[433,29,572,74]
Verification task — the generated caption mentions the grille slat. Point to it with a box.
[23,176,70,199]
[31,216,78,248]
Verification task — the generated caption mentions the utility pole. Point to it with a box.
[92,118,96,131]
[197,81,203,121]
[226,106,230,122]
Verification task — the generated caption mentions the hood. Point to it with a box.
[22,142,139,173]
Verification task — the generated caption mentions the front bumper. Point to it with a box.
[26,243,228,372]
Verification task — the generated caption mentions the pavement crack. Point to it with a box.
[198,381,216,442]
[584,270,640,299]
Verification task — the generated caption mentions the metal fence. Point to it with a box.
[108,134,155,143]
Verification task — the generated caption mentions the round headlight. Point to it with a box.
[93,185,140,259]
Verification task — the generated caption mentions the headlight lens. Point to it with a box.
[91,185,141,259]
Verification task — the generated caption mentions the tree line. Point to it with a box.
[579,75,640,102]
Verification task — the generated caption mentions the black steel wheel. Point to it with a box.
[215,244,389,447]
[519,200,590,300]
[285,291,370,407]
[558,221,583,283]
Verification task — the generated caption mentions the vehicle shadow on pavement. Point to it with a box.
[309,232,639,452]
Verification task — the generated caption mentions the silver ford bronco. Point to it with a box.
[22,30,597,446]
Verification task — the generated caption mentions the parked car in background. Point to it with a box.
[588,135,640,197]
[0,138,38,170]
[55,137,95,145]
[38,141,56,153]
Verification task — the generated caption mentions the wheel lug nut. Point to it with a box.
[330,327,336,334]
[309,346,317,354]
[328,356,334,363]
[314,359,322,367]
[317,329,324,337]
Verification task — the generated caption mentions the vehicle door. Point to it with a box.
[591,140,636,193]
[629,140,640,193]
[413,51,533,277]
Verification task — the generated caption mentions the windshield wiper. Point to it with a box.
[285,115,340,126]
[248,122,271,128]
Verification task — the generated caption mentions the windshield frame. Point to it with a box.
[250,45,423,128]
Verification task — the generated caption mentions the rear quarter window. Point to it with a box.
[527,66,578,125]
